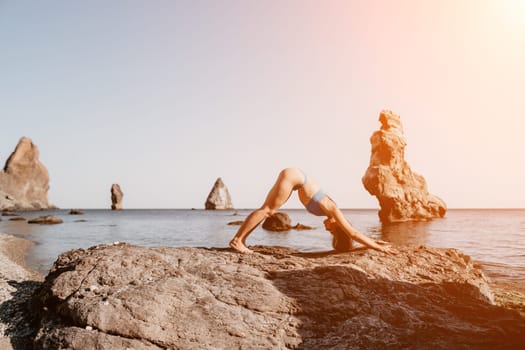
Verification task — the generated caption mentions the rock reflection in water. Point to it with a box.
[372,220,432,246]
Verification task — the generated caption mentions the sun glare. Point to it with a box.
[500,0,525,31]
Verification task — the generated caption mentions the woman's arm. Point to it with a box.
[321,197,398,255]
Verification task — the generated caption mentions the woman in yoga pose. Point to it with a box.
[229,168,397,255]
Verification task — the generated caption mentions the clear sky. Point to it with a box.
[1,0,524,209]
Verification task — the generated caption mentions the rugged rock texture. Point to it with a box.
[205,178,234,210]
[0,137,54,210]
[110,184,123,210]
[362,110,447,223]
[32,244,525,349]
[262,212,292,231]
[27,215,63,225]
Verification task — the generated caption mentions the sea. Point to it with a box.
[2,209,524,286]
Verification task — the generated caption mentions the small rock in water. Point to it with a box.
[69,209,84,215]
[27,215,63,225]
[292,223,314,230]
[227,220,244,226]
[262,212,292,231]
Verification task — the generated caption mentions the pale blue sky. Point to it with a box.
[1,0,524,209]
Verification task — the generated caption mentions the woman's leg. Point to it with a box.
[230,168,303,253]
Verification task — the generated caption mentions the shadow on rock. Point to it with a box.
[0,280,42,349]
[269,264,525,350]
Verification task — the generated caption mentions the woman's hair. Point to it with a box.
[331,226,353,252]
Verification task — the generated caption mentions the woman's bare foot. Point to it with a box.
[229,238,254,254]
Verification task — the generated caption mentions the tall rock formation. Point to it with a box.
[0,137,54,210]
[110,184,123,210]
[362,110,446,223]
[205,177,234,210]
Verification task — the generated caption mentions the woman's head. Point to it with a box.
[323,218,353,252]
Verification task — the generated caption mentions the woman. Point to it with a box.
[229,168,398,255]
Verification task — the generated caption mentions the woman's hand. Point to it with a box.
[374,240,399,255]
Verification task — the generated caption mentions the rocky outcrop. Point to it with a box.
[362,110,447,223]
[0,137,54,210]
[32,244,525,349]
[205,178,234,210]
[110,184,123,210]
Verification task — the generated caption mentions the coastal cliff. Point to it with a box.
[0,137,54,211]
[362,111,447,223]
[31,244,525,349]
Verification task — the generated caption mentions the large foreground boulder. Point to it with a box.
[205,177,234,210]
[32,244,525,349]
[362,110,447,223]
[0,137,54,210]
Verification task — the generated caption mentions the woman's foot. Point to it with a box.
[229,238,254,254]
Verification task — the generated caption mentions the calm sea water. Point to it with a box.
[2,209,524,285]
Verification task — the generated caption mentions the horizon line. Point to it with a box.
[26,207,525,211]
